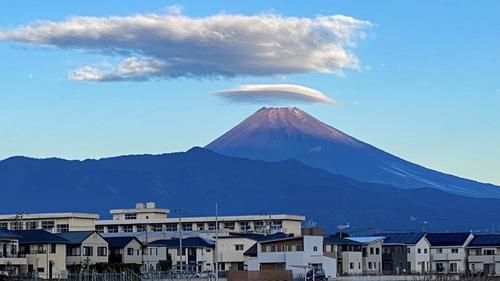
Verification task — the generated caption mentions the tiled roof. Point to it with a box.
[11,230,69,244]
[147,237,214,248]
[468,235,500,247]
[104,236,141,248]
[376,233,426,245]
[57,231,96,245]
[426,233,472,247]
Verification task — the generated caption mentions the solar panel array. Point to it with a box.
[425,232,471,246]
[468,235,500,247]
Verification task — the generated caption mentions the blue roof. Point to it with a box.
[376,233,426,245]
[11,230,69,244]
[468,235,500,247]
[347,236,384,244]
[57,231,97,245]
[147,237,214,248]
[0,229,20,240]
[324,236,363,245]
[105,236,141,248]
[426,233,472,247]
[224,232,290,242]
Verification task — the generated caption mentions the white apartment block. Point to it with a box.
[95,202,304,236]
[426,232,474,274]
[467,234,500,276]
[0,213,98,233]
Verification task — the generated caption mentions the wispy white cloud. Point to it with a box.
[0,11,371,82]
[213,84,335,105]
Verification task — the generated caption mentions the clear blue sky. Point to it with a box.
[0,0,499,185]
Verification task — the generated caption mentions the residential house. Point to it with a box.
[218,232,289,272]
[426,232,474,274]
[57,231,108,269]
[246,236,337,279]
[0,229,27,275]
[467,234,500,276]
[104,237,143,264]
[346,237,383,275]
[323,236,363,276]
[378,233,430,274]
[12,230,68,279]
[146,237,215,273]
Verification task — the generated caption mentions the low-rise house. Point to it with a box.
[146,237,215,273]
[104,237,143,264]
[217,232,289,272]
[346,237,383,275]
[323,236,363,276]
[57,231,108,270]
[426,232,474,274]
[378,233,430,274]
[0,229,27,275]
[12,230,68,279]
[246,235,337,279]
[467,234,500,276]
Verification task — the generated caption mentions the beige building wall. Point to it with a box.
[66,233,109,266]
[24,244,67,279]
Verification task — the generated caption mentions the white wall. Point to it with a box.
[407,237,430,273]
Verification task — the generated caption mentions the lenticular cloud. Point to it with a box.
[0,12,372,81]
[214,84,336,105]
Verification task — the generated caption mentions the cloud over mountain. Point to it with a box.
[0,12,371,81]
[214,84,335,105]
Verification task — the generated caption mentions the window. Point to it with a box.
[125,213,137,220]
[50,244,56,254]
[269,245,276,252]
[151,224,163,232]
[10,221,23,230]
[83,246,93,256]
[136,224,146,232]
[197,223,205,231]
[41,221,54,230]
[437,248,443,254]
[450,263,457,272]
[418,248,422,254]
[370,247,374,255]
[362,248,367,257]
[127,248,134,255]
[57,224,69,233]
[37,244,45,254]
[350,262,354,269]
[223,222,235,230]
[208,223,216,231]
[0,222,7,229]
[166,223,177,231]
[407,247,411,254]
[424,248,428,254]
[271,221,282,231]
[313,246,318,252]
[97,247,108,257]
[67,246,81,256]
[235,244,244,251]
[239,222,250,231]
[368,262,373,269]
[123,225,133,232]
[96,226,104,233]
[26,222,38,230]
[254,221,264,232]
[182,223,193,231]
[451,248,459,254]
[484,249,495,255]
[108,225,118,233]
[37,268,45,273]
[376,247,380,255]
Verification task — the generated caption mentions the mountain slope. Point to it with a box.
[206,107,500,198]
[2,147,500,232]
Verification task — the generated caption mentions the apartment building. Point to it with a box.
[146,237,215,273]
[104,236,143,264]
[12,230,68,279]
[0,213,98,233]
[57,231,108,269]
[378,233,430,274]
[323,236,363,276]
[95,202,304,236]
[467,234,500,276]
[426,232,474,273]
[246,236,337,279]
[0,229,26,275]
[346,237,383,275]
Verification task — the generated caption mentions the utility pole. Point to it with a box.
[215,202,219,281]
[172,209,187,273]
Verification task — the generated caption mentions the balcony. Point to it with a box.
[0,255,27,265]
